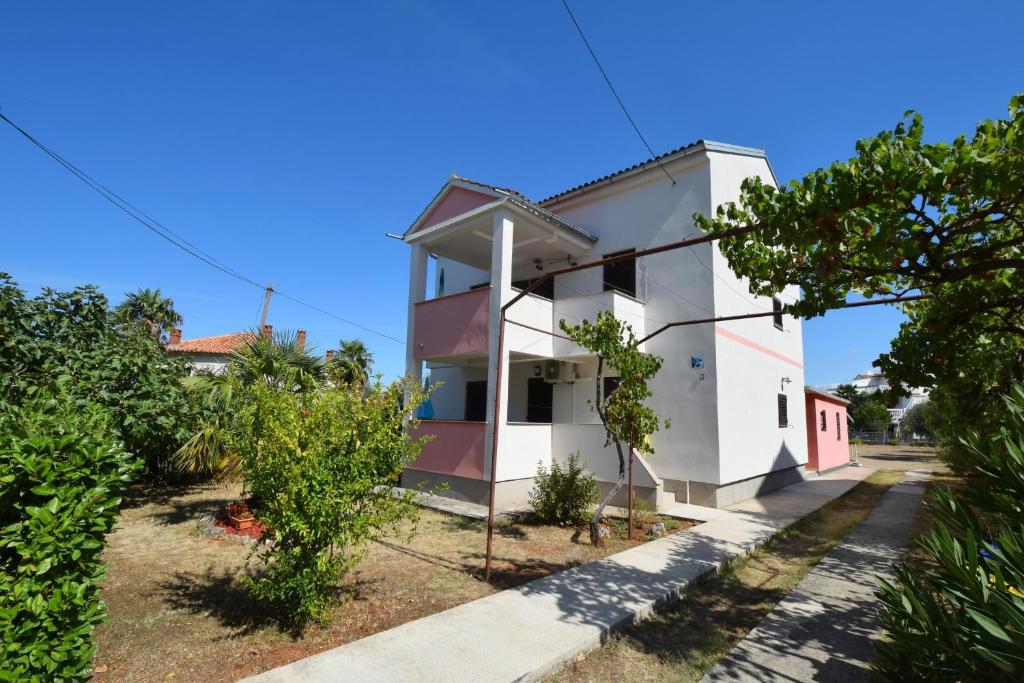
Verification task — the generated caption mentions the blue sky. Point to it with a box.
[2,1,1021,385]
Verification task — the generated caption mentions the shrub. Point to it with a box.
[0,274,194,478]
[875,382,1024,680]
[899,402,936,442]
[529,453,598,526]
[0,395,138,681]
[233,378,429,632]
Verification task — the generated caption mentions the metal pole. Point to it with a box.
[484,308,506,583]
[627,444,634,541]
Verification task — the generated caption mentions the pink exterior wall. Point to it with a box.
[416,187,496,233]
[805,394,850,472]
[413,287,489,359]
[408,420,486,480]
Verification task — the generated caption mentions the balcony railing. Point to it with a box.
[413,288,490,360]
[408,420,486,480]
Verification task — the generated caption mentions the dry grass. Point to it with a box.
[93,483,690,682]
[545,469,907,683]
[853,443,946,472]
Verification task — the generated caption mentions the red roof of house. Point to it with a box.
[166,332,255,355]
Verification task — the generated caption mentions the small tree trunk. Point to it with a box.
[590,470,625,545]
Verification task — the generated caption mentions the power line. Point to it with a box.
[558,0,676,186]
[0,110,406,345]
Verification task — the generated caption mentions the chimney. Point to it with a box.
[325,350,334,363]
[296,329,307,350]
[261,324,272,339]
[169,328,182,345]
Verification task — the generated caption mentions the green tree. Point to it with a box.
[114,287,183,339]
[832,385,892,432]
[558,311,668,545]
[899,401,935,440]
[0,275,194,477]
[853,399,893,432]
[233,377,429,632]
[327,339,374,388]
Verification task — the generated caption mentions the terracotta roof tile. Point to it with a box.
[166,332,256,355]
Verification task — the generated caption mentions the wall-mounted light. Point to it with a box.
[533,365,542,377]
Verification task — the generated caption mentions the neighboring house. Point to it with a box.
[824,372,931,426]
[166,325,306,375]
[402,140,808,510]
[804,387,850,473]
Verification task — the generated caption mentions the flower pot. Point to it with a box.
[229,515,254,530]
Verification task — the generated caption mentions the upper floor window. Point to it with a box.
[772,297,784,330]
[603,249,636,298]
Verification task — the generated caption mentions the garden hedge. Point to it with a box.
[0,395,138,681]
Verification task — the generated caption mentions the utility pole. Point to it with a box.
[259,283,274,329]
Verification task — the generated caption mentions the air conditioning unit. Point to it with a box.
[543,360,576,384]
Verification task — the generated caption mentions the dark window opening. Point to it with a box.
[603,249,636,298]
[836,411,841,440]
[602,376,621,402]
[778,393,789,428]
[820,410,827,431]
[526,377,554,423]
[772,297,784,330]
[464,381,488,422]
[513,277,555,301]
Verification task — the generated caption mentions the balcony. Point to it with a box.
[413,288,490,360]
[414,285,647,362]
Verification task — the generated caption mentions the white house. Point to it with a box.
[402,140,809,510]
[166,325,306,375]
[834,371,931,427]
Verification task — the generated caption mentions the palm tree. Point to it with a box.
[232,328,324,392]
[173,329,324,479]
[328,339,373,387]
[174,372,240,479]
[114,288,183,339]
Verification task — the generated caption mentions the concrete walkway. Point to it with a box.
[701,471,929,683]
[244,467,876,683]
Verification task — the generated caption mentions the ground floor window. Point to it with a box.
[464,381,487,421]
[778,393,789,428]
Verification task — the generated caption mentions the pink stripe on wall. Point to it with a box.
[715,326,804,369]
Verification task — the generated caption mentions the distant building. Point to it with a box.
[165,324,306,375]
[821,371,930,428]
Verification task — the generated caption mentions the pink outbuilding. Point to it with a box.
[804,387,850,473]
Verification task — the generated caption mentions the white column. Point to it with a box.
[484,211,514,480]
[405,243,428,385]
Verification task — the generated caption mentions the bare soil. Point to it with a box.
[853,443,946,472]
[545,469,908,682]
[93,483,693,682]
